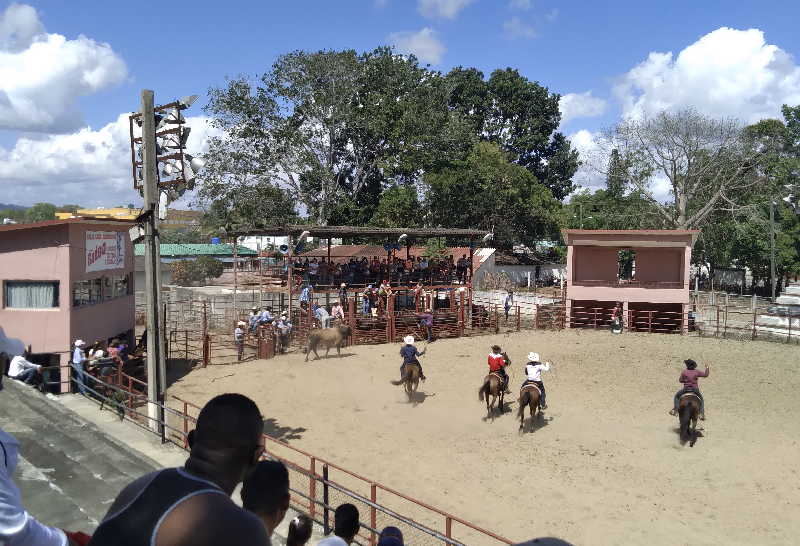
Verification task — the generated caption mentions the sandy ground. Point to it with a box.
[168,328,800,545]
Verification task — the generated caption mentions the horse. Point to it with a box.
[678,392,701,446]
[391,362,421,401]
[517,383,542,432]
[478,373,506,419]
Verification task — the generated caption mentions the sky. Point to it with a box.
[1,0,800,208]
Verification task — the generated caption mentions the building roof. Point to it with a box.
[300,245,494,271]
[561,228,700,246]
[232,225,489,239]
[0,217,135,233]
[134,243,258,257]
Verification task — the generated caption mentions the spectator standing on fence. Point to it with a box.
[259,307,274,326]
[313,304,331,329]
[276,315,293,354]
[72,340,88,395]
[241,460,290,546]
[235,321,246,361]
[362,286,372,316]
[308,258,319,286]
[300,284,313,310]
[331,301,345,324]
[504,290,514,321]
[7,352,41,386]
[457,254,468,284]
[418,309,434,343]
[88,393,270,546]
[338,284,348,310]
[317,503,360,546]
[249,308,260,333]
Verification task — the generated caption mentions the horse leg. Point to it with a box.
[325,346,330,359]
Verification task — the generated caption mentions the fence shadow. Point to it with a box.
[263,417,307,444]
[166,358,197,389]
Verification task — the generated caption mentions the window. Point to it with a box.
[618,249,636,281]
[4,281,59,309]
[72,273,132,308]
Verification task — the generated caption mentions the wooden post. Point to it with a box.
[534,303,539,329]
[370,484,378,546]
[458,289,465,336]
[715,306,720,337]
[309,457,317,520]
[516,304,521,331]
[752,307,757,340]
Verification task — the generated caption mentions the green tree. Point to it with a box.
[56,204,82,214]
[25,203,57,222]
[424,142,561,248]
[370,185,422,227]
[159,228,207,244]
[195,256,225,280]
[204,47,468,225]
[199,182,298,235]
[445,67,579,200]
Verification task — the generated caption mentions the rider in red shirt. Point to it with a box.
[487,345,511,394]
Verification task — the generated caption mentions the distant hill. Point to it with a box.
[0,203,26,210]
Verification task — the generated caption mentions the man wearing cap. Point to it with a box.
[669,359,709,420]
[275,315,292,354]
[330,301,345,324]
[522,353,551,409]
[399,336,426,382]
[248,308,260,333]
[72,340,88,395]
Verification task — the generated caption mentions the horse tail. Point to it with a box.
[479,379,490,401]
[679,401,693,438]
[391,367,411,386]
[518,390,531,419]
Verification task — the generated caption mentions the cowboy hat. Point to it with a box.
[237,321,247,327]
[94,350,105,358]
[403,335,415,345]
[527,352,540,362]
[74,339,85,347]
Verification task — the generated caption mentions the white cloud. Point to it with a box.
[559,91,607,125]
[0,114,219,207]
[417,0,475,19]
[567,129,604,191]
[503,16,536,39]
[509,0,531,9]
[388,27,446,65]
[614,27,800,123]
[0,3,128,133]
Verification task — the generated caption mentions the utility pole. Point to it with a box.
[770,199,777,301]
[141,90,165,437]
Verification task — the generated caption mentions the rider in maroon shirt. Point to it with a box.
[670,359,709,419]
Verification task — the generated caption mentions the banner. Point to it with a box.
[86,231,125,272]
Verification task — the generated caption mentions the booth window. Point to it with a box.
[73,273,132,307]
[4,281,59,308]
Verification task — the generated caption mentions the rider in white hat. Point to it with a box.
[399,335,426,382]
[522,352,551,409]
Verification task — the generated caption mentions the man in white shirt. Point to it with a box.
[317,503,359,545]
[0,427,70,545]
[8,354,41,385]
[71,340,87,395]
[522,352,551,409]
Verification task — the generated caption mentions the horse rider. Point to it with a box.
[669,359,709,420]
[399,335,426,382]
[487,345,511,394]
[521,352,550,409]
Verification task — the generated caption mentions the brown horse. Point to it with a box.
[517,384,542,432]
[478,373,506,419]
[391,362,421,401]
[678,393,701,447]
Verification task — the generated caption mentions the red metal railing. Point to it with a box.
[572,279,684,289]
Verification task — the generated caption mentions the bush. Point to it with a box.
[170,257,225,286]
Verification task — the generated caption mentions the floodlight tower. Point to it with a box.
[128,91,204,437]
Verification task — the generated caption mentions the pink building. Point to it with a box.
[562,229,699,332]
[0,219,135,392]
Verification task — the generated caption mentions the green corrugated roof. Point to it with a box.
[134,243,257,257]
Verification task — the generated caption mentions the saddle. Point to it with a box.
[520,382,541,397]
[488,371,505,384]
[679,391,701,402]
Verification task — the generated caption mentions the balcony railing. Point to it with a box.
[572,279,684,289]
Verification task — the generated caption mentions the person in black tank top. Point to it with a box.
[89,394,270,546]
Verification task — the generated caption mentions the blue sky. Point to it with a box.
[2,0,800,207]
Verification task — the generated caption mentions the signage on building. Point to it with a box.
[86,231,125,272]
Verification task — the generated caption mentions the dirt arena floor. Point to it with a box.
[168,328,800,545]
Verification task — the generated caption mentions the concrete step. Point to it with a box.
[0,380,161,533]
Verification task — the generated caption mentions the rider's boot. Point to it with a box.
[540,394,547,409]
[504,381,511,394]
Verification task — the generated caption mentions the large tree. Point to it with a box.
[25,203,56,223]
[445,67,579,200]
[598,109,765,229]
[424,142,561,247]
[203,47,469,226]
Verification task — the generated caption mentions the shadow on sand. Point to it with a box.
[264,417,307,444]
[519,412,553,434]
[482,401,516,422]
[672,425,704,447]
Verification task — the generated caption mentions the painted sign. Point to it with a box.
[86,231,125,272]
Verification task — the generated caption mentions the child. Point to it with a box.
[234,321,246,361]
[522,352,551,409]
[241,460,290,543]
[287,514,313,546]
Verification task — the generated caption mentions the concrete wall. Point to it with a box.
[573,247,618,282]
[635,248,683,283]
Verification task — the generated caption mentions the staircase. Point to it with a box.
[0,381,160,534]
[757,283,800,338]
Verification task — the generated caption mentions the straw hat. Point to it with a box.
[527,352,540,362]
[74,339,85,347]
[237,321,247,327]
[404,335,415,345]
